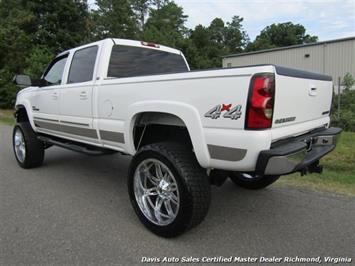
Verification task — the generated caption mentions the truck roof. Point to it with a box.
[57,38,182,58]
[111,38,182,55]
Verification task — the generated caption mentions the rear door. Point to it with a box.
[272,66,333,128]
[58,45,99,142]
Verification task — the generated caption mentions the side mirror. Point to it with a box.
[13,75,32,88]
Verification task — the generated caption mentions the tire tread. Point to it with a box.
[130,142,211,236]
[13,122,44,168]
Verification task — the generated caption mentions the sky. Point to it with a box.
[88,0,355,41]
[174,0,355,41]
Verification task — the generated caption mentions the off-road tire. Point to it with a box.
[128,142,211,238]
[13,122,44,168]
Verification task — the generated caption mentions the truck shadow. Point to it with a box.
[43,147,298,225]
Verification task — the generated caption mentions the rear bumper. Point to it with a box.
[255,127,342,176]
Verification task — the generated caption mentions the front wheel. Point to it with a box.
[128,142,211,237]
[229,172,280,190]
[13,122,44,169]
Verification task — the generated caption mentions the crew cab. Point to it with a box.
[13,38,342,237]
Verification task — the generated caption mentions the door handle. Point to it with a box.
[52,92,58,100]
[309,87,317,96]
[79,91,88,100]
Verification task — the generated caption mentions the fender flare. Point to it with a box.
[15,100,36,129]
[125,100,210,168]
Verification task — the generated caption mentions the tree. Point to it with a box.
[342,72,355,91]
[0,0,91,108]
[132,0,152,30]
[28,0,91,52]
[24,46,53,79]
[187,16,249,69]
[143,1,187,47]
[151,0,169,10]
[93,0,139,39]
[209,18,225,45]
[0,1,34,73]
[0,0,90,68]
[331,73,355,131]
[0,1,36,108]
[0,68,19,109]
[247,22,318,51]
[225,16,249,53]
[184,25,212,69]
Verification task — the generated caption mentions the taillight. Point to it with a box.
[245,74,275,129]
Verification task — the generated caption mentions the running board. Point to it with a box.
[37,135,116,156]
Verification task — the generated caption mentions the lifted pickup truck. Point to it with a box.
[13,38,341,237]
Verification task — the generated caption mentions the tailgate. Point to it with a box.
[272,66,333,128]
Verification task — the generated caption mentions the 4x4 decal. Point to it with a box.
[205,104,242,120]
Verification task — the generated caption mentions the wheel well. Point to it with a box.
[15,106,29,123]
[133,112,192,150]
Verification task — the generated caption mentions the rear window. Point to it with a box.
[107,45,188,78]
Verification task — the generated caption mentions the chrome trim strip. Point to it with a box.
[33,117,59,122]
[34,120,98,139]
[100,130,125,143]
[37,128,100,144]
[60,120,90,127]
[60,124,97,138]
[34,120,61,131]
[207,144,247,161]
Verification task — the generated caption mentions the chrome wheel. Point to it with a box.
[14,128,26,163]
[133,159,180,226]
[129,143,211,237]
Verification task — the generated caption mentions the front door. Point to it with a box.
[31,54,68,135]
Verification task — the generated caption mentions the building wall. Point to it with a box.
[222,38,355,87]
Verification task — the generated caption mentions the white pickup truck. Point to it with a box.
[13,38,341,237]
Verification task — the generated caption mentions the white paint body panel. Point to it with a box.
[30,86,60,118]
[16,38,333,171]
[273,74,332,128]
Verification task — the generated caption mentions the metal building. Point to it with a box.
[222,37,355,89]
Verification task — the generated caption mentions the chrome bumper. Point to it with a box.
[256,127,342,176]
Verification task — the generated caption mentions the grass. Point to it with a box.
[0,109,15,125]
[0,108,354,195]
[277,131,355,196]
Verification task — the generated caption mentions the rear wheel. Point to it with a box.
[229,172,279,190]
[13,122,44,169]
[128,142,211,237]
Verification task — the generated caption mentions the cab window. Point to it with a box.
[68,46,98,84]
[108,45,188,78]
[43,55,68,86]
